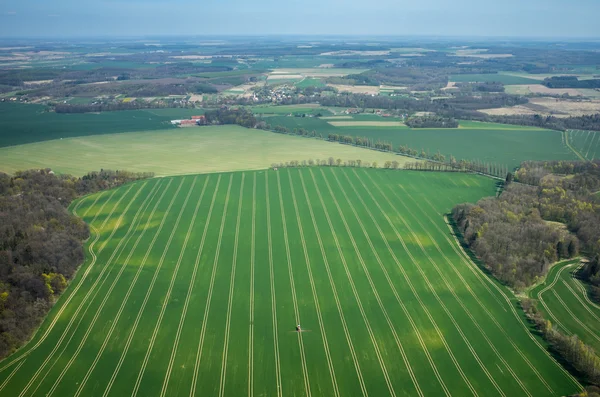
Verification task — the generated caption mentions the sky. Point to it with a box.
[0,0,599,38]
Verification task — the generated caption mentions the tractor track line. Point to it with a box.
[74,179,172,397]
[312,169,396,397]
[264,172,283,397]
[356,170,476,396]
[328,169,422,396]
[131,176,201,397]
[361,171,497,396]
[571,264,600,312]
[289,170,340,397]
[160,175,219,396]
[101,178,186,397]
[348,169,455,397]
[0,190,109,374]
[0,360,26,393]
[553,286,600,343]
[190,174,234,397]
[298,171,368,397]
[393,183,529,396]
[537,266,573,334]
[45,181,164,397]
[218,174,245,397]
[443,209,582,391]
[409,191,552,394]
[276,171,311,397]
[17,183,142,397]
[153,176,209,397]
[342,169,454,397]
[248,174,256,397]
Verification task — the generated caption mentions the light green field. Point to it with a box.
[271,68,369,77]
[266,116,577,169]
[295,78,326,88]
[0,169,581,396]
[529,261,600,353]
[0,126,410,176]
[250,104,326,114]
[449,73,540,85]
[566,130,600,160]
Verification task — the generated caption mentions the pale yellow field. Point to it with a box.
[319,50,390,56]
[188,94,203,102]
[452,49,513,58]
[270,68,369,77]
[328,121,406,127]
[479,97,600,117]
[327,84,380,94]
[267,74,304,80]
[380,85,408,91]
[478,106,541,117]
[505,84,583,96]
[441,82,458,91]
[0,126,412,177]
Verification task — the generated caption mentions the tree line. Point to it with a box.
[543,76,600,89]
[270,158,378,169]
[0,169,153,358]
[453,160,600,291]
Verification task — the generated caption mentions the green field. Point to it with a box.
[566,130,600,160]
[0,103,209,147]
[295,78,326,88]
[529,260,600,353]
[250,104,329,115]
[266,116,577,169]
[0,169,581,396]
[449,73,541,85]
[0,126,410,176]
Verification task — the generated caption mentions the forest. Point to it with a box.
[542,76,600,89]
[453,160,600,291]
[0,169,153,358]
[405,116,458,128]
[203,107,257,128]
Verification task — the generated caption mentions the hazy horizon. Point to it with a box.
[1,0,599,39]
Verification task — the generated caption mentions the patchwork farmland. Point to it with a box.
[0,169,582,396]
